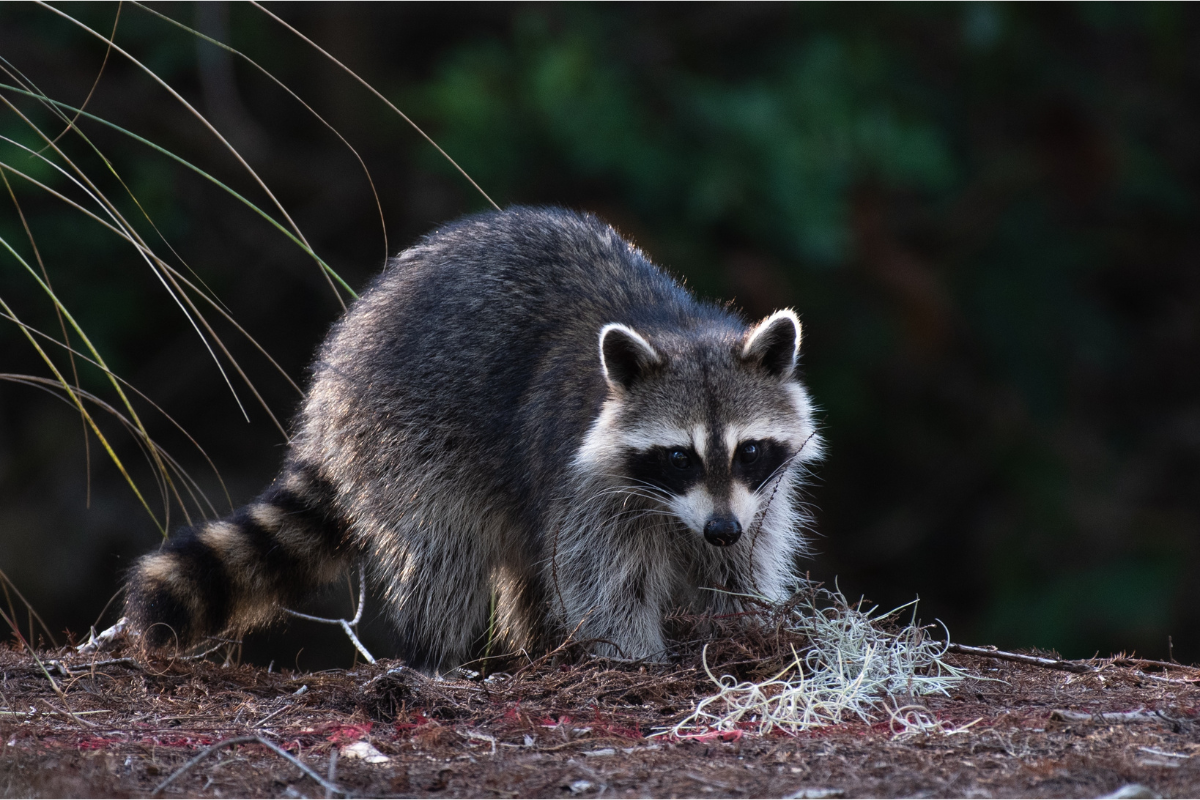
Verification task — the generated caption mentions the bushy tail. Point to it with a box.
[125,461,354,649]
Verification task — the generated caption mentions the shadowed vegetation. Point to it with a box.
[0,3,1197,668]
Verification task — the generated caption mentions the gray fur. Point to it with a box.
[125,207,822,671]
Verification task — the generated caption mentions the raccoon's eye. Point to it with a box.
[737,441,760,465]
[669,449,691,470]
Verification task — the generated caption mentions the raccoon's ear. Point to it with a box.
[599,323,662,392]
[742,309,801,379]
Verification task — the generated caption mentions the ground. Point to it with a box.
[1,637,1198,798]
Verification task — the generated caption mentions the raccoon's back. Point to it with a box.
[297,207,728,505]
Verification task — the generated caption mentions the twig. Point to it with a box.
[76,616,127,653]
[251,704,291,728]
[949,643,1200,678]
[0,566,58,648]
[1138,672,1200,686]
[1109,656,1200,675]
[84,657,142,670]
[282,563,374,664]
[946,643,1096,674]
[529,736,646,754]
[66,640,229,678]
[0,708,110,717]
[50,655,147,677]
[151,735,347,797]
[683,773,733,792]
[325,747,338,800]
[1051,708,1172,725]
[534,739,596,754]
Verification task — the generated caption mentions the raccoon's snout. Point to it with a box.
[703,514,742,547]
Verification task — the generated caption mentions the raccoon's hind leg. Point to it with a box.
[371,502,531,673]
[125,462,355,649]
[491,554,551,661]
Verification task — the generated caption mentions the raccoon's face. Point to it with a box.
[576,310,822,547]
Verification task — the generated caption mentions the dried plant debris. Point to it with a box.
[664,587,974,739]
[1,601,1198,798]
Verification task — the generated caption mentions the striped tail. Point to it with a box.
[125,462,354,649]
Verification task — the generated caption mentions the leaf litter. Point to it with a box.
[1,584,1198,798]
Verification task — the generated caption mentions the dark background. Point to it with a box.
[1,3,1197,668]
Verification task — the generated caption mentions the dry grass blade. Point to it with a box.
[33,0,349,308]
[0,80,236,527]
[0,311,232,515]
[0,239,204,526]
[0,133,305,405]
[131,1,390,263]
[0,77,353,301]
[0,4,397,545]
[0,373,222,525]
[248,0,500,212]
[40,1,121,151]
[0,79,255,432]
[0,57,339,522]
[0,72,344,442]
[1,147,92,505]
[0,284,165,533]
[0,566,58,649]
[0,605,94,729]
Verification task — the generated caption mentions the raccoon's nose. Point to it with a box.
[703,515,742,547]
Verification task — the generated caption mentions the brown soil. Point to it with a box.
[1,637,1198,798]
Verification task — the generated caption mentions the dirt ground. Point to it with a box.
[1,635,1198,799]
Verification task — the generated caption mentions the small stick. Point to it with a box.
[251,704,290,728]
[283,563,375,664]
[0,709,109,717]
[361,665,430,691]
[83,657,142,670]
[76,617,127,654]
[1108,656,1200,675]
[1138,672,1200,686]
[946,643,1096,674]
[151,735,346,797]
[54,639,233,677]
[1051,708,1169,724]
[948,643,1200,677]
[460,730,497,755]
[325,747,338,800]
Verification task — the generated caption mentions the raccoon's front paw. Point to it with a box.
[590,634,669,663]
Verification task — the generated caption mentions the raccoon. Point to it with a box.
[126,207,823,671]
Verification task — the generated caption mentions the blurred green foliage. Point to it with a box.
[0,3,1196,664]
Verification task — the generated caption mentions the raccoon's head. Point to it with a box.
[576,309,822,547]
